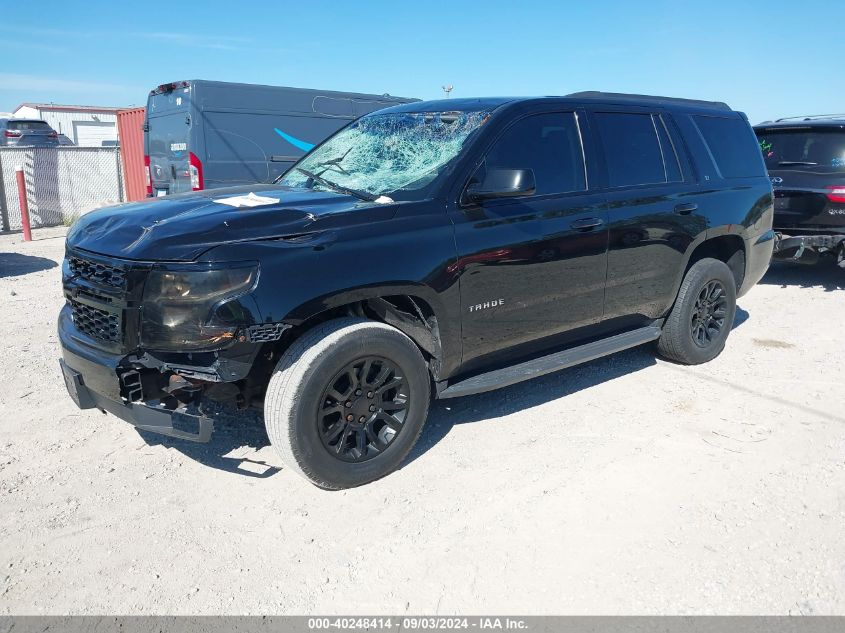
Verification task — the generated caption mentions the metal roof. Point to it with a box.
[755,115,845,128]
[754,114,845,128]
[773,113,845,122]
[566,91,731,110]
[379,97,517,114]
[378,92,735,115]
[13,103,130,113]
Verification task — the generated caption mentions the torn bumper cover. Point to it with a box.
[58,310,213,443]
[772,232,845,265]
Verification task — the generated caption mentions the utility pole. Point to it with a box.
[442,85,454,98]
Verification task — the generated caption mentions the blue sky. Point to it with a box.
[0,0,841,124]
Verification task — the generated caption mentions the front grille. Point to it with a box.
[69,299,121,343]
[63,251,144,350]
[76,288,113,304]
[68,256,126,288]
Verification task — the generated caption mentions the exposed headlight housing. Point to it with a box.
[140,262,259,352]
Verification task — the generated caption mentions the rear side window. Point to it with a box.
[593,112,668,187]
[8,120,51,131]
[482,112,586,196]
[693,115,764,178]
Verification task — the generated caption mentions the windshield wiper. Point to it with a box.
[270,148,354,184]
[778,160,818,166]
[314,146,354,173]
[295,167,377,202]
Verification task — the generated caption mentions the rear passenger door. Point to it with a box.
[589,108,706,325]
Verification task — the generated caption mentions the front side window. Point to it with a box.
[594,112,666,187]
[279,110,490,201]
[479,112,586,196]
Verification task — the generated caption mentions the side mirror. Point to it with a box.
[466,168,536,202]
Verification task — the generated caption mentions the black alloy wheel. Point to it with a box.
[656,257,737,365]
[690,280,728,348]
[265,318,431,489]
[318,356,409,463]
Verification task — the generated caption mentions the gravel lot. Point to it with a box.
[0,226,843,615]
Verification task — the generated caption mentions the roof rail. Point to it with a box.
[773,113,845,122]
[566,91,731,111]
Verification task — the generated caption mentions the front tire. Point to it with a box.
[657,258,737,365]
[264,318,431,490]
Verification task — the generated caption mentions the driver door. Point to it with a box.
[449,110,609,370]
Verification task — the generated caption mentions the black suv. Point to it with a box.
[59,93,774,489]
[754,116,845,265]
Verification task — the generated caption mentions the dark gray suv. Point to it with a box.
[0,118,59,147]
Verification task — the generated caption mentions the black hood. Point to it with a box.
[66,184,387,261]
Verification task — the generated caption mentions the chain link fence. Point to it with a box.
[0,147,125,231]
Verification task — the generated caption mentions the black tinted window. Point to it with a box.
[594,112,665,187]
[483,112,586,196]
[694,115,764,178]
[756,127,845,173]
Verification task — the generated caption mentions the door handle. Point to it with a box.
[674,202,698,215]
[570,217,604,231]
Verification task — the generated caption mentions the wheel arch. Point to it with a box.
[660,232,746,319]
[684,233,747,290]
[276,284,456,381]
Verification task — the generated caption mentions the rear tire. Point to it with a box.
[657,258,737,365]
[264,318,431,490]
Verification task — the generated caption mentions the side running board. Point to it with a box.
[437,325,662,399]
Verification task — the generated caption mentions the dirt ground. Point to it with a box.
[0,226,843,615]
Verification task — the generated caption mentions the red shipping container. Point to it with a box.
[117,107,146,202]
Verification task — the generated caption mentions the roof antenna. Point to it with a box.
[442,85,454,98]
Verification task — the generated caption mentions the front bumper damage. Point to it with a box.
[59,339,214,443]
[58,246,295,443]
[58,303,291,443]
[772,232,845,266]
[57,305,239,443]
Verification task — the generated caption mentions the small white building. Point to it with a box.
[12,103,128,147]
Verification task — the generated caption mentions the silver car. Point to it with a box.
[0,118,60,147]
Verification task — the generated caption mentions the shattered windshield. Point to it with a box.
[278,110,489,200]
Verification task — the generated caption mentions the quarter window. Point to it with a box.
[693,115,765,179]
[594,112,667,187]
[481,112,586,196]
